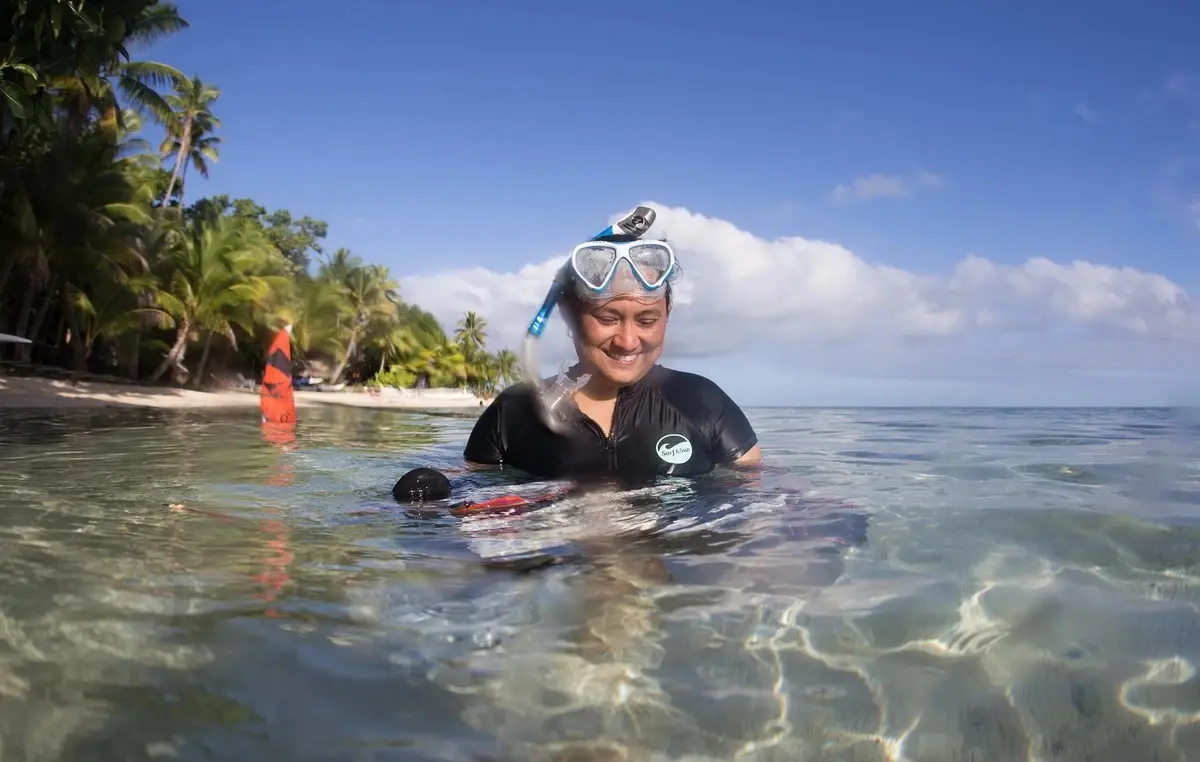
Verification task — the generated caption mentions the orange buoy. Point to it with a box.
[259,325,296,426]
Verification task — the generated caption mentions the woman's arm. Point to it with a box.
[733,443,763,467]
[463,394,507,465]
[699,377,761,468]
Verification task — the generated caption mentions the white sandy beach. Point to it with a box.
[0,376,488,412]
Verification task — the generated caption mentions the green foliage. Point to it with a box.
[1,0,187,145]
[367,367,416,389]
[188,195,327,272]
[0,1,515,394]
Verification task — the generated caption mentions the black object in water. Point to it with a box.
[393,467,452,504]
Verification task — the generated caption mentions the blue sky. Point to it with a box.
[145,0,1200,406]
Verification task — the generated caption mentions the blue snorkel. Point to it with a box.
[520,205,658,434]
[525,262,573,341]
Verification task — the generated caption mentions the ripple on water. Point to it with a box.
[1010,461,1097,481]
[0,406,1198,758]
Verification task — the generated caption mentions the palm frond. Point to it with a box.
[126,4,190,48]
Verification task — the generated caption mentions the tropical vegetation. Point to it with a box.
[0,0,518,396]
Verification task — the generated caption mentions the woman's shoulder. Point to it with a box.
[647,366,757,457]
[484,381,551,419]
[494,380,536,398]
[650,365,731,394]
[647,365,740,409]
[484,382,533,408]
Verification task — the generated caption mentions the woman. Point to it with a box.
[464,233,762,482]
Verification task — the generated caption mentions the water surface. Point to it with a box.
[1,405,1199,761]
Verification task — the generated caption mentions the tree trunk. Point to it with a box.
[178,154,190,208]
[148,318,190,383]
[26,276,56,349]
[99,105,120,138]
[0,252,17,310]
[64,300,87,371]
[128,277,158,381]
[52,308,66,365]
[127,333,140,380]
[12,279,36,363]
[328,330,359,385]
[161,118,191,208]
[191,331,214,389]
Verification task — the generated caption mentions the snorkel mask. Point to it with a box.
[520,205,667,434]
[568,239,676,300]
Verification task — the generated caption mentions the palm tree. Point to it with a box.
[316,247,361,284]
[432,343,470,387]
[396,302,448,348]
[493,349,519,388]
[284,276,347,371]
[326,262,401,384]
[159,75,220,207]
[369,322,418,374]
[67,272,172,363]
[1,1,183,131]
[405,343,469,388]
[44,2,189,135]
[147,215,285,384]
[454,311,488,358]
[121,210,183,377]
[0,118,153,368]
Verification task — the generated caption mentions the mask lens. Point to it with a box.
[629,244,673,287]
[572,245,618,289]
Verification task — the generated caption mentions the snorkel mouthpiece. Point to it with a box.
[521,262,590,434]
[526,352,590,432]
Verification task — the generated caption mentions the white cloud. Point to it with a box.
[1162,72,1200,101]
[1073,101,1099,122]
[1154,158,1200,230]
[830,170,946,202]
[400,203,1198,400]
[1188,199,1200,229]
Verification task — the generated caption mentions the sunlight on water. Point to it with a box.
[0,405,1198,760]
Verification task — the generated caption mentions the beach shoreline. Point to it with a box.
[0,376,489,412]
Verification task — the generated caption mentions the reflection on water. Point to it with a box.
[0,405,1198,759]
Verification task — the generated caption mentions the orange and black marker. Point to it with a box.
[259,325,296,426]
[256,325,298,616]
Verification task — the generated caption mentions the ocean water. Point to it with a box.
[0,404,1199,761]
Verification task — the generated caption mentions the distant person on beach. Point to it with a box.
[464,234,762,481]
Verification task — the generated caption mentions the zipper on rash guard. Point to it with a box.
[606,386,631,471]
[575,386,627,472]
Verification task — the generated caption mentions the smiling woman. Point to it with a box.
[463,233,762,482]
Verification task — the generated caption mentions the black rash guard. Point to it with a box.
[463,365,758,482]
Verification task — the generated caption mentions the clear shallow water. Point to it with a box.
[1,406,1199,760]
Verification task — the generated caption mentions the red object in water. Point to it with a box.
[450,486,574,516]
[260,326,296,425]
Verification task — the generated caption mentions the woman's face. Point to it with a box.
[572,295,668,388]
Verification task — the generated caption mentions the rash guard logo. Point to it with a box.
[655,433,693,465]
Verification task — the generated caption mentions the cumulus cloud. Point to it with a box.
[400,203,1198,389]
[830,170,945,202]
